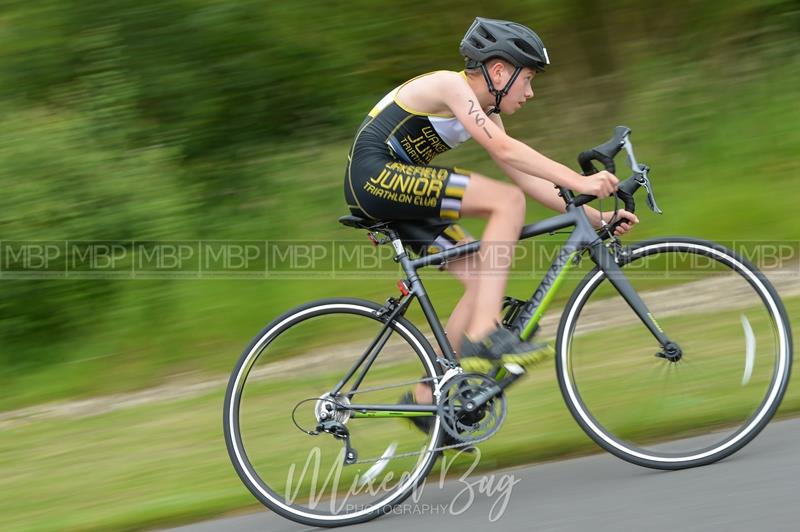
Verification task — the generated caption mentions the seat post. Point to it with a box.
[384,227,400,242]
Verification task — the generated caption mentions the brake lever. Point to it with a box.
[623,137,663,215]
[630,166,661,214]
[642,177,663,214]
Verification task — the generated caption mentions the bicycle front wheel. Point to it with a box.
[224,298,444,527]
[557,238,792,470]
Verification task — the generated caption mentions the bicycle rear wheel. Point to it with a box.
[557,238,792,469]
[224,298,443,527]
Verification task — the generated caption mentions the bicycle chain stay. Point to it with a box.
[293,372,493,464]
[349,371,498,463]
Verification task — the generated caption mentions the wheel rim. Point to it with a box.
[559,242,791,465]
[225,302,441,521]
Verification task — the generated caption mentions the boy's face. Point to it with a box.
[500,67,536,115]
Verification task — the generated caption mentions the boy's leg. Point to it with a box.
[455,173,554,371]
[441,241,480,353]
[458,173,526,338]
[413,172,524,403]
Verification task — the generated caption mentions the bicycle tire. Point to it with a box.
[556,237,792,470]
[224,297,444,527]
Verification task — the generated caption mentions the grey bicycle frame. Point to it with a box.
[332,194,673,416]
[402,200,671,362]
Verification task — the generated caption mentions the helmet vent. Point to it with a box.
[513,38,535,54]
[479,27,497,42]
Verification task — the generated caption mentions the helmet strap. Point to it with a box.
[479,63,522,115]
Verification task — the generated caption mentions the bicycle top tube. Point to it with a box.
[409,206,597,271]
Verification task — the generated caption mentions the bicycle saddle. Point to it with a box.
[337,215,389,231]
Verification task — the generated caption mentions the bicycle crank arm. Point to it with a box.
[460,364,526,414]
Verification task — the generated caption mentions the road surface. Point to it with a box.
[162,415,800,532]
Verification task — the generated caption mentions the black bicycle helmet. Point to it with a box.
[460,17,550,71]
[459,17,550,114]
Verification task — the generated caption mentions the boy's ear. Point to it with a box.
[488,57,514,79]
[488,59,508,79]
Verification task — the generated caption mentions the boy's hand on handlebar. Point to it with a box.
[575,170,619,198]
[588,208,640,236]
[607,208,639,236]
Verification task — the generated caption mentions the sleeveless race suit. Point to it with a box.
[344,71,475,254]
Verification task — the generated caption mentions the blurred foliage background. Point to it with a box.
[1,1,800,530]
[0,0,798,404]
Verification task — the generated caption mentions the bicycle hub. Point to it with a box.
[656,341,683,363]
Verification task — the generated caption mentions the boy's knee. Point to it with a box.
[500,184,526,220]
[510,185,526,213]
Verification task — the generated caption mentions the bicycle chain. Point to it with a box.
[352,432,495,464]
[301,377,493,464]
[327,374,495,464]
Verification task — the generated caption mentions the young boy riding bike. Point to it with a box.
[343,17,638,406]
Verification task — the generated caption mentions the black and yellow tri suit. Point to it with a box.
[344,71,475,254]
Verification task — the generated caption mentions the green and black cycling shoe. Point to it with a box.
[398,391,435,434]
[459,326,555,373]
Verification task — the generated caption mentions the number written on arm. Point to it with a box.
[467,99,493,139]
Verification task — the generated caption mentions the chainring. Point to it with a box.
[436,373,506,443]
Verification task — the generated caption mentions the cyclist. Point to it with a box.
[343,17,638,404]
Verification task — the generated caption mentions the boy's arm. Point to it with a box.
[485,113,569,211]
[436,72,617,198]
[487,114,639,232]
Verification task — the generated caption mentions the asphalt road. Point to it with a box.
[163,416,800,532]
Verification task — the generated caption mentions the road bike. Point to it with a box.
[223,126,793,527]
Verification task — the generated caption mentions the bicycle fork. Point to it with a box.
[587,239,682,361]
